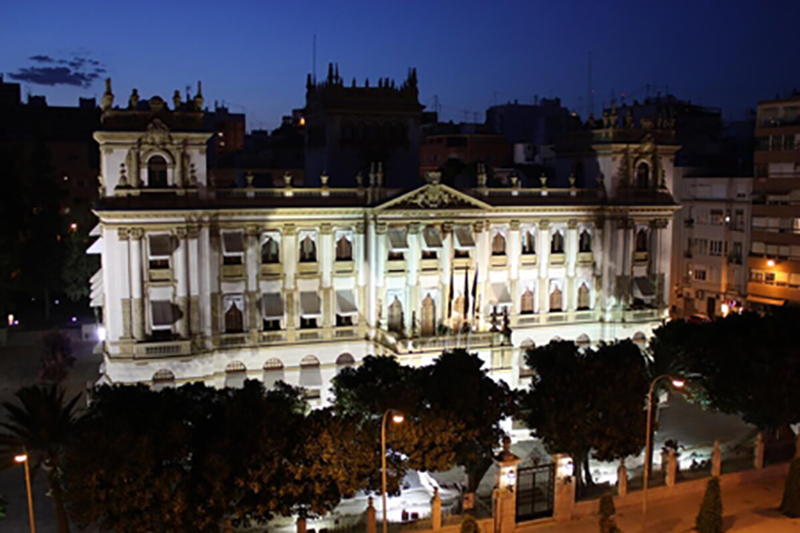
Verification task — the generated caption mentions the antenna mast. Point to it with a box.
[587,51,594,118]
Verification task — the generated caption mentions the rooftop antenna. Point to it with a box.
[587,51,594,117]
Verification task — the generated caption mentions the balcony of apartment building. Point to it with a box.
[747,255,800,306]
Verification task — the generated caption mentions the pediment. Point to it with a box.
[377,184,491,211]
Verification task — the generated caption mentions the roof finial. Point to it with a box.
[173,90,182,110]
[128,88,139,110]
[194,81,204,110]
[101,78,114,111]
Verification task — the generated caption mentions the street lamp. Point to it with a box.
[642,375,684,530]
[14,451,36,533]
[381,409,404,533]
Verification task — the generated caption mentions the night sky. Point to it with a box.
[2,0,798,130]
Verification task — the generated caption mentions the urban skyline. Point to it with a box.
[2,0,799,129]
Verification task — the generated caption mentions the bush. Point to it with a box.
[598,493,620,533]
[696,477,723,533]
[781,457,800,518]
[460,514,480,533]
[0,494,6,521]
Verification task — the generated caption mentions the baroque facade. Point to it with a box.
[90,83,679,404]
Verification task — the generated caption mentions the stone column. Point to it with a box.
[617,459,628,497]
[283,224,297,333]
[407,223,420,333]
[245,225,260,333]
[431,488,442,531]
[538,220,551,312]
[117,228,133,340]
[441,222,453,326]
[376,222,388,329]
[320,223,333,329]
[356,222,367,332]
[712,440,722,477]
[187,224,201,336]
[755,432,765,469]
[599,217,613,315]
[367,497,377,533]
[367,219,378,329]
[509,220,521,314]
[566,219,578,312]
[666,448,677,487]
[476,221,489,324]
[129,228,145,341]
[175,227,190,339]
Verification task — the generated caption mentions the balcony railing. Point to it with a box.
[386,259,407,273]
[334,260,354,274]
[577,252,593,265]
[297,262,319,276]
[259,263,282,277]
[133,339,192,359]
[221,264,246,280]
[148,268,172,282]
[634,251,649,263]
[490,255,508,268]
[520,254,538,267]
[420,258,439,271]
[549,253,566,266]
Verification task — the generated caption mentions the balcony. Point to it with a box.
[549,253,566,266]
[420,258,439,271]
[297,262,319,276]
[148,268,172,282]
[386,259,407,273]
[490,255,507,269]
[453,256,472,269]
[133,339,192,359]
[216,333,249,348]
[520,254,538,268]
[634,251,649,263]
[334,260,354,274]
[577,252,593,265]
[334,326,359,339]
[623,308,662,322]
[260,330,287,343]
[259,263,282,277]
[684,219,694,228]
[221,264,246,280]
[298,330,322,341]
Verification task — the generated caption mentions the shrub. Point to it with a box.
[460,513,480,533]
[781,457,800,518]
[695,477,723,533]
[598,493,620,533]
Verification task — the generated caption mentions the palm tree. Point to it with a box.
[0,384,80,533]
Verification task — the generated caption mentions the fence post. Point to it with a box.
[297,517,307,533]
[755,432,765,469]
[367,496,377,533]
[431,488,442,531]
[223,518,233,533]
[493,436,520,532]
[617,458,628,498]
[552,454,575,522]
[711,440,722,477]
[795,431,800,459]
[666,449,677,487]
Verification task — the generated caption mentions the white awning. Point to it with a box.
[747,295,786,307]
[491,283,512,306]
[455,226,475,248]
[633,277,655,301]
[262,293,284,320]
[149,234,172,258]
[222,232,244,255]
[422,226,443,248]
[151,300,174,327]
[90,268,103,308]
[300,291,322,318]
[388,227,409,251]
[336,290,359,317]
[87,237,102,255]
[89,223,101,237]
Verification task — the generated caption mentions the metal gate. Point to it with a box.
[515,463,555,522]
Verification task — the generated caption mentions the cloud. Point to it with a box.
[8,53,106,89]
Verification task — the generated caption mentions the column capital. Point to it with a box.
[473,220,486,233]
[175,227,189,239]
[509,220,521,231]
[129,228,144,240]
[320,223,333,235]
[652,218,669,229]
[246,225,261,237]
[408,222,421,234]
[375,222,388,235]
[567,219,578,229]
[283,223,297,236]
[117,227,130,240]
[442,221,453,234]
[538,219,550,230]
[622,218,636,230]
[356,221,366,235]
[187,224,201,239]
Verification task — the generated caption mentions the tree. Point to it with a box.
[781,458,800,518]
[598,493,620,533]
[39,331,76,383]
[695,477,723,533]
[519,341,648,493]
[61,210,99,304]
[0,384,80,533]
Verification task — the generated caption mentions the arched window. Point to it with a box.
[636,229,649,252]
[388,297,404,335]
[300,355,322,389]
[263,358,283,371]
[152,369,175,383]
[261,237,280,264]
[636,162,650,189]
[336,353,355,368]
[262,358,284,389]
[577,283,591,310]
[492,233,506,256]
[225,361,247,388]
[522,231,536,255]
[300,236,317,262]
[223,296,244,333]
[421,294,436,337]
[520,289,534,315]
[579,230,592,253]
[576,334,591,347]
[300,355,320,367]
[551,231,564,254]
[147,156,168,188]
[549,286,563,312]
[336,236,352,261]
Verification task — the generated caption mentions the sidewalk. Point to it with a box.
[518,473,800,532]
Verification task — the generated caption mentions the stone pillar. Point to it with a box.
[175,227,190,339]
[538,219,550,313]
[356,222,367,332]
[648,219,660,277]
[566,219,578,312]
[376,222,388,329]
[666,448,677,487]
[116,228,132,340]
[367,496,377,533]
[187,225,201,336]
[431,488,442,530]
[476,221,489,325]
[552,454,575,522]
[755,432,765,469]
[441,222,453,326]
[617,459,628,497]
[245,225,260,332]
[297,517,306,533]
[320,223,333,329]
[492,437,520,530]
[283,224,297,335]
[129,228,145,341]
[712,440,722,477]
[494,488,515,533]
[367,220,378,329]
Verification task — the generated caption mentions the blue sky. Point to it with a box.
[2,0,798,130]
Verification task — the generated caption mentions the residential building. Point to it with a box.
[420,124,513,176]
[747,93,800,310]
[90,82,678,404]
[303,64,423,188]
[671,177,751,318]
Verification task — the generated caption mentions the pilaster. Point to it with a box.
[129,228,145,341]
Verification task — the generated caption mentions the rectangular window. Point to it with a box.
[422,250,438,260]
[222,231,244,265]
[694,269,707,281]
[785,135,796,151]
[771,136,783,151]
[148,234,172,270]
[262,293,284,331]
[710,210,724,225]
[151,300,174,339]
[709,241,723,256]
[750,269,764,282]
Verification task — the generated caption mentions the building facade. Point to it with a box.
[91,84,679,402]
[747,94,800,309]
[671,176,751,318]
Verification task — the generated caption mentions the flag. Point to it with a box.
[471,265,479,320]
[463,267,470,322]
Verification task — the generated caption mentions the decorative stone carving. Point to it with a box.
[408,222,420,234]
[442,222,453,234]
[320,223,333,235]
[355,221,366,234]
[568,219,578,229]
[143,119,171,147]
[538,219,550,230]
[129,88,139,110]
[118,163,129,188]
[473,220,485,233]
[188,163,197,187]
[128,228,144,240]
[187,225,201,239]
[175,227,189,239]
[283,223,296,236]
[539,173,548,188]
[375,222,388,235]
[194,81,204,110]
[245,225,261,237]
[101,78,114,111]
[509,220,520,231]
[117,227,130,240]
[406,184,461,209]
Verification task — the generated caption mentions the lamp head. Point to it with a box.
[671,378,685,389]
[768,259,775,267]
[390,410,405,424]
[14,453,27,464]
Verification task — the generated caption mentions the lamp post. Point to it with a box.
[381,409,404,533]
[642,375,684,530]
[14,451,36,533]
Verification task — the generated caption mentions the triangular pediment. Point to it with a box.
[377,183,492,211]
